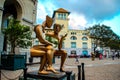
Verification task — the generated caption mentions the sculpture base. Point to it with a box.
[26,70,67,80]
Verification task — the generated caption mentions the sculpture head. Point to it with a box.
[46,15,53,28]
[53,24,62,34]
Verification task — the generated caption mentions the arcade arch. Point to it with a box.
[2,0,22,51]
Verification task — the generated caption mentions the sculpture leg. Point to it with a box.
[38,54,49,74]
[54,50,67,72]
[46,49,58,73]
[30,46,49,74]
[47,49,54,66]
[60,50,67,72]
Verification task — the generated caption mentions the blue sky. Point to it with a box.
[37,0,120,36]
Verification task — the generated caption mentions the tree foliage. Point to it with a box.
[86,24,120,53]
[45,35,58,48]
[2,18,32,54]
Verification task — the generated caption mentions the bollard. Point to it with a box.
[23,63,27,80]
[23,67,27,80]
[78,65,81,80]
[0,65,1,80]
[81,63,85,80]
[66,71,72,80]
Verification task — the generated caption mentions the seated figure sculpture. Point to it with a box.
[30,15,57,74]
[46,23,68,72]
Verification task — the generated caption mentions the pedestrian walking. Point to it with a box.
[103,50,107,58]
[117,52,119,59]
[75,55,79,64]
[112,52,115,60]
[99,53,102,60]
[91,52,95,61]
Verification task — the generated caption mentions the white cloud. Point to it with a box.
[37,0,120,36]
[37,3,47,21]
[69,13,87,30]
[37,1,57,23]
[44,2,56,16]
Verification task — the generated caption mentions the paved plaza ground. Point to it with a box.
[54,58,120,80]
[1,57,120,80]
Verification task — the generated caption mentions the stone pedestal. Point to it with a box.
[26,71,67,80]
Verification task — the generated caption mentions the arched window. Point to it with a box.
[70,36,77,40]
[82,37,88,41]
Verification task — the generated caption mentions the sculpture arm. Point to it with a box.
[35,25,53,46]
[58,33,68,50]
[45,32,59,40]
[37,35,53,46]
[61,33,68,41]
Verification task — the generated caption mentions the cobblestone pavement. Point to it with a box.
[1,58,120,80]
[60,58,120,80]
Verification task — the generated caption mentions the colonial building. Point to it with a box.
[46,8,93,56]
[0,0,38,53]
[50,8,113,57]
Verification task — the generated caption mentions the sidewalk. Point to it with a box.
[1,58,120,80]
[61,58,120,80]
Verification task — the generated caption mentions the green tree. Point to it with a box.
[45,35,58,48]
[86,24,120,55]
[106,36,120,52]
[2,18,32,54]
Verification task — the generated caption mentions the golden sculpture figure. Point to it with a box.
[46,24,68,72]
[30,15,57,74]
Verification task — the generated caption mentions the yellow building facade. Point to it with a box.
[52,8,92,56]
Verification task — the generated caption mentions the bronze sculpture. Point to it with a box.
[30,15,57,74]
[30,15,67,74]
[46,24,68,72]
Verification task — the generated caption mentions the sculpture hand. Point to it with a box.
[61,33,68,40]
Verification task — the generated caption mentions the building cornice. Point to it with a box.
[22,18,33,24]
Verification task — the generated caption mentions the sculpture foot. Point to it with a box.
[60,68,65,72]
[38,70,49,75]
[46,67,59,74]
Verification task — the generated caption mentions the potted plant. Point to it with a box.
[1,17,32,70]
